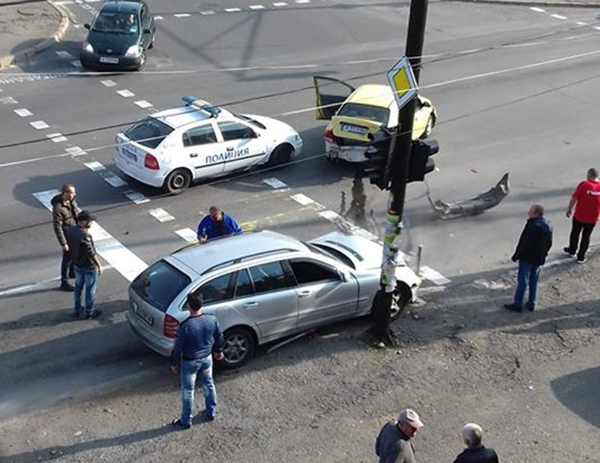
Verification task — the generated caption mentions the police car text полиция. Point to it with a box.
[115,96,303,194]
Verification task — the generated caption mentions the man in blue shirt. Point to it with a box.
[170,293,224,429]
[197,205,242,243]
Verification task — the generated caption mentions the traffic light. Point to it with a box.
[408,138,438,183]
[363,128,395,190]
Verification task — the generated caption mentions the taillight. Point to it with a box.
[324,128,334,143]
[164,314,179,338]
[144,153,159,170]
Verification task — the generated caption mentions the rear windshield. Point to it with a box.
[131,261,191,312]
[125,117,174,149]
[337,103,389,124]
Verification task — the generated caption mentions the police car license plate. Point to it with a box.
[122,146,137,162]
[100,57,119,64]
[133,302,154,326]
[340,123,368,135]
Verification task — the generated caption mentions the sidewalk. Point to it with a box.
[452,0,600,8]
[0,0,69,69]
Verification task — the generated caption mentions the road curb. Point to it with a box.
[0,1,71,70]
[449,0,600,8]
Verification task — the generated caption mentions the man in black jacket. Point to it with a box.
[453,423,499,463]
[505,204,552,312]
[51,184,79,291]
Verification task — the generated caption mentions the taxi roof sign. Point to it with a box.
[386,57,418,111]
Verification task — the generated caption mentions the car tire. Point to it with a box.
[268,144,293,167]
[219,327,256,369]
[390,283,412,322]
[421,116,434,139]
[164,169,191,195]
[148,34,155,49]
[136,52,146,71]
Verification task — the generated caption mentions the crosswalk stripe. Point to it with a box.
[33,190,148,282]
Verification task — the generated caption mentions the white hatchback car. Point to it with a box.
[115,96,303,194]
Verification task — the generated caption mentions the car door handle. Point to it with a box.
[189,153,198,158]
[243,301,258,308]
[226,147,234,151]
[298,290,312,297]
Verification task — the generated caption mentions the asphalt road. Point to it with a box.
[1,0,599,461]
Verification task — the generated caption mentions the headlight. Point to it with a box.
[125,45,141,57]
[83,42,94,53]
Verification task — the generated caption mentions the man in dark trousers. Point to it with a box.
[170,293,224,429]
[51,184,79,291]
[375,408,423,463]
[453,423,499,463]
[197,205,242,243]
[504,204,552,313]
[564,168,600,264]
[66,210,103,319]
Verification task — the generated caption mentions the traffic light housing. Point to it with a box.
[408,138,438,183]
[363,128,395,190]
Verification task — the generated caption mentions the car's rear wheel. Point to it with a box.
[219,327,256,369]
[164,169,191,195]
[390,283,412,321]
[268,144,293,167]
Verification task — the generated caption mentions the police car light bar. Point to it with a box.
[182,95,222,118]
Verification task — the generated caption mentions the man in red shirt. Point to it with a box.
[564,168,600,263]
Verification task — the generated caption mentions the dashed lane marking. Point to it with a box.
[290,193,319,207]
[66,146,86,156]
[529,7,545,12]
[30,120,50,129]
[225,7,241,12]
[125,190,150,204]
[0,96,17,104]
[70,60,81,68]
[595,26,600,31]
[14,108,33,117]
[148,208,175,222]
[576,21,588,26]
[84,161,105,172]
[55,51,74,59]
[273,2,287,5]
[46,133,68,142]
[154,15,164,20]
[116,89,135,98]
[175,228,198,243]
[263,177,289,190]
[33,190,148,282]
[174,13,191,18]
[134,100,153,109]
[200,10,215,15]
[296,0,310,3]
[53,0,74,4]
[101,79,116,87]
[103,173,128,187]
[550,14,567,20]
[249,5,265,9]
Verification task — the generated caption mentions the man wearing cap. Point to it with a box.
[375,408,423,463]
[453,423,499,463]
[66,210,103,319]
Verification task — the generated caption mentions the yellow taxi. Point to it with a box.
[314,77,437,163]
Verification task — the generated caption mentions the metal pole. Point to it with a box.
[416,244,423,276]
[373,0,430,344]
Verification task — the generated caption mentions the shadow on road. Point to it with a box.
[551,366,600,429]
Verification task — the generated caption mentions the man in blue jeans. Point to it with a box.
[170,293,224,429]
[66,211,103,319]
[505,204,552,312]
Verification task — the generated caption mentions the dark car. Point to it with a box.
[81,0,155,71]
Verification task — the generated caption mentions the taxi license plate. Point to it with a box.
[340,123,368,135]
[133,302,154,326]
[122,146,137,162]
[100,57,119,64]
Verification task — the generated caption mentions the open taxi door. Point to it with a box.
[313,76,355,120]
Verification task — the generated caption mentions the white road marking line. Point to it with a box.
[419,266,451,286]
[55,51,74,59]
[134,100,153,109]
[46,133,68,142]
[66,146,86,156]
[224,7,241,12]
[53,0,74,4]
[0,276,61,297]
[249,4,265,9]
[124,190,150,204]
[148,208,175,222]
[502,42,545,48]
[30,120,50,129]
[200,10,215,15]
[263,177,289,189]
[117,89,135,97]
[154,15,164,20]
[103,173,128,187]
[174,13,191,18]
[290,193,315,206]
[576,21,588,26]
[175,228,198,242]
[551,14,567,20]
[70,60,81,68]
[14,108,33,117]
[101,79,116,87]
[84,161,105,171]
[73,24,83,29]
[86,0,101,3]
[273,2,287,6]
[296,0,310,3]
[34,189,147,282]
[594,26,600,31]
[0,96,17,104]
[529,7,545,12]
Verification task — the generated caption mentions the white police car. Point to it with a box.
[115,96,303,194]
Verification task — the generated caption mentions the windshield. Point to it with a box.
[131,261,191,313]
[306,242,355,269]
[125,117,174,149]
[337,103,389,124]
[236,114,267,130]
[92,11,139,34]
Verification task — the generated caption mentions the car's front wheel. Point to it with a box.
[136,52,146,71]
[268,144,293,167]
[390,283,412,321]
[164,168,191,195]
[219,327,256,369]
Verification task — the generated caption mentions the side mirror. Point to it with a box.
[338,270,349,282]
[143,28,152,34]
[84,23,91,30]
